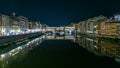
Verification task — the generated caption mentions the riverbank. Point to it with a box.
[0,32,44,47]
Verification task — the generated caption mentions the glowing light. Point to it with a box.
[1,54,6,58]
[11,51,19,56]
[18,46,22,50]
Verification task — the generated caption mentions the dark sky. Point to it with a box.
[0,0,120,26]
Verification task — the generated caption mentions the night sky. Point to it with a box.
[0,0,120,26]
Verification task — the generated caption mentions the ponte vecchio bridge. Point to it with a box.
[43,26,76,40]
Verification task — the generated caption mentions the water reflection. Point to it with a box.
[75,36,120,63]
[0,34,120,68]
[44,34,75,41]
[0,36,44,68]
[44,34,120,64]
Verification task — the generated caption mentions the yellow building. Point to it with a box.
[97,40,120,58]
[96,16,108,35]
[106,21,120,36]
[97,20,120,36]
[78,21,86,34]
[29,21,34,29]
[96,15,120,37]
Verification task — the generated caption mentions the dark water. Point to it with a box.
[0,36,120,68]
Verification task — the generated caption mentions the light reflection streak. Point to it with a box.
[0,36,44,68]
[44,34,75,42]
[75,36,120,63]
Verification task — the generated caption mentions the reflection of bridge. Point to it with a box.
[44,35,75,41]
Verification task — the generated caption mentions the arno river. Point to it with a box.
[0,35,120,68]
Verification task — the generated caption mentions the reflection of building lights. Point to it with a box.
[9,52,12,56]
[12,51,19,56]
[2,29,6,33]
[11,49,15,53]
[115,58,120,63]
[36,42,38,45]
[94,45,98,49]
[0,36,44,66]
[18,46,22,50]
[6,61,8,64]
[1,54,6,58]
[31,41,34,43]
[26,43,29,46]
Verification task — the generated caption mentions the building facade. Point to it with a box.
[78,21,86,34]
[17,16,29,32]
[0,14,11,36]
